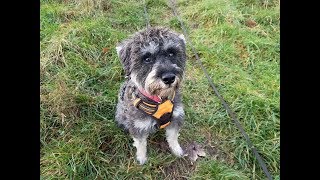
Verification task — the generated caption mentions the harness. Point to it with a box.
[131,89,175,129]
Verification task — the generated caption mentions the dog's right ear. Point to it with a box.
[116,41,131,76]
[178,34,186,45]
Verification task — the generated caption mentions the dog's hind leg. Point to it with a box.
[165,125,184,157]
[132,134,148,165]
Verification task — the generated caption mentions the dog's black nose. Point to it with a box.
[161,73,176,85]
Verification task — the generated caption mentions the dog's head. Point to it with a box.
[116,27,187,98]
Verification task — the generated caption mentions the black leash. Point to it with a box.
[142,1,273,179]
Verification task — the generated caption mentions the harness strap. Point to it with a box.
[132,90,176,129]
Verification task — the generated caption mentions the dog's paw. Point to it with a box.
[137,155,147,165]
[171,145,184,157]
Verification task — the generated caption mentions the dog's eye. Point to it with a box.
[167,48,176,57]
[144,57,152,63]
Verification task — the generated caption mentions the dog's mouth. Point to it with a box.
[145,77,180,98]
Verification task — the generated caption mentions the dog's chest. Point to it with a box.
[132,104,184,131]
[133,117,157,131]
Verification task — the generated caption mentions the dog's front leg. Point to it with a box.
[165,125,184,157]
[132,134,148,165]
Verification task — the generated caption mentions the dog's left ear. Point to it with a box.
[116,41,132,77]
[116,45,122,57]
[178,34,186,44]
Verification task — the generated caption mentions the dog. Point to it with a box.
[115,27,187,165]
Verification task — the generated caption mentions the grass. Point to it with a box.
[40,0,280,179]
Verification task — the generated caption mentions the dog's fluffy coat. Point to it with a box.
[115,27,187,164]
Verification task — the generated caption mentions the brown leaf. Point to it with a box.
[245,19,257,28]
[102,48,109,54]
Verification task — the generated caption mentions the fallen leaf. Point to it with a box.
[184,141,206,162]
[102,48,109,54]
[245,19,257,28]
[197,148,206,157]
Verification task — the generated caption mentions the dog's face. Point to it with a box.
[116,27,187,98]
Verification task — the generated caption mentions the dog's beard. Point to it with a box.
[145,72,181,98]
[157,84,178,98]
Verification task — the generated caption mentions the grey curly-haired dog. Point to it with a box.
[115,27,187,165]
